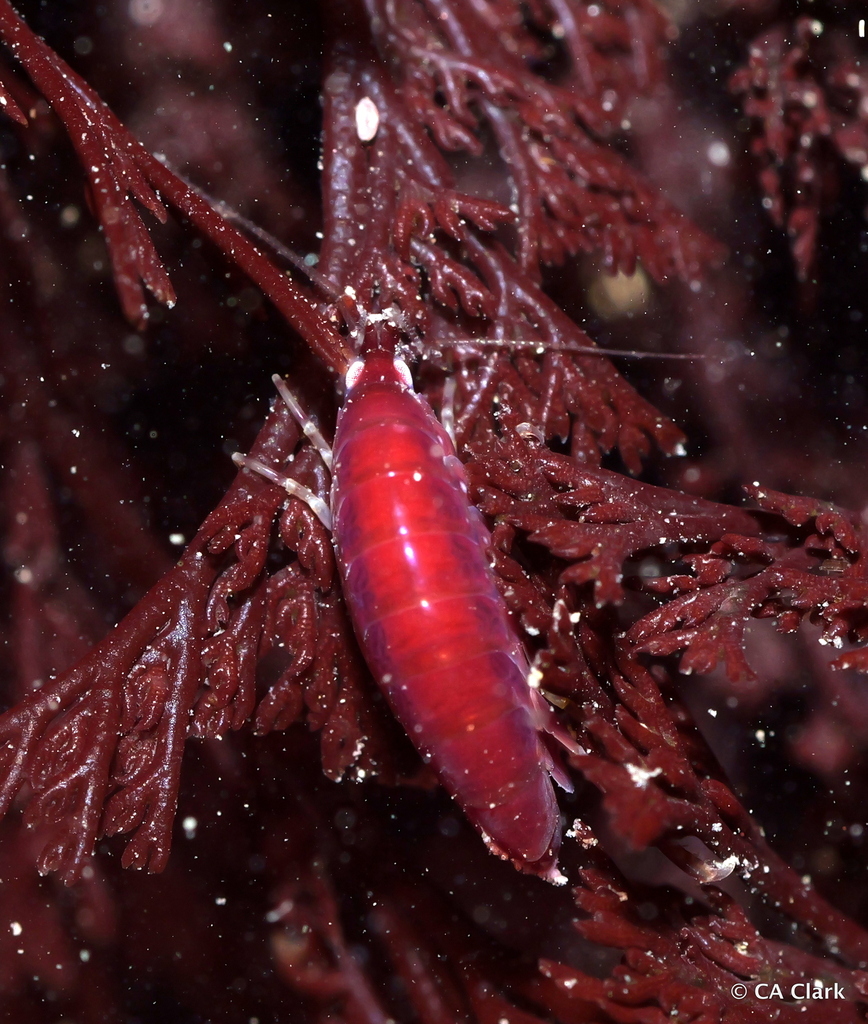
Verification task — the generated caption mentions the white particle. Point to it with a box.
[266,899,294,923]
[699,855,739,882]
[707,141,731,167]
[354,97,380,142]
[625,763,662,787]
[128,0,164,27]
[10,922,22,936]
[182,816,198,838]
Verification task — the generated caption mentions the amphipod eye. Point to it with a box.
[393,357,413,390]
[345,358,365,392]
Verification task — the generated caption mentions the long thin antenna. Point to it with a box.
[176,175,725,365]
[435,338,720,362]
[208,200,342,301]
[166,169,343,301]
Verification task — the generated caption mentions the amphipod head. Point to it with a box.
[345,353,413,394]
[344,320,414,394]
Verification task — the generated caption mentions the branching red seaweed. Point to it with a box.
[2,1,868,1022]
[733,13,868,282]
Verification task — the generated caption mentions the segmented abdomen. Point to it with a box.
[331,374,559,866]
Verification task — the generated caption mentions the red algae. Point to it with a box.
[0,1,868,1021]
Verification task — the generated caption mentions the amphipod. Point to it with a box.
[245,322,573,881]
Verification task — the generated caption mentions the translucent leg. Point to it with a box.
[231,452,333,530]
[272,374,333,471]
[440,375,457,445]
[231,374,334,529]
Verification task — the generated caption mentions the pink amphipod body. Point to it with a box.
[326,324,572,879]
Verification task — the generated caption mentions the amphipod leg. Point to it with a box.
[231,453,332,530]
[440,374,457,445]
[272,374,333,471]
[231,374,334,530]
